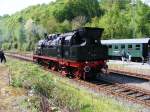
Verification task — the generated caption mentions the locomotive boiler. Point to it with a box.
[33,27,108,80]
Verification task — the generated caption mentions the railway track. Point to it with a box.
[6,52,150,108]
[109,69,150,81]
[76,79,150,107]
[5,52,33,62]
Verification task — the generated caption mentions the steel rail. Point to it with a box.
[109,69,150,81]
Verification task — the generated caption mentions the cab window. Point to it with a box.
[108,45,112,49]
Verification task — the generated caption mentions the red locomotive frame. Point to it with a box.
[33,55,107,80]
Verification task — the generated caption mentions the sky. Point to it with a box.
[142,0,150,5]
[0,0,55,16]
[0,0,149,16]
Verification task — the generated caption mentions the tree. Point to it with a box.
[53,0,101,22]
[90,1,131,39]
[136,1,150,37]
[17,17,26,50]
[25,19,47,50]
[72,16,87,30]
[0,0,150,51]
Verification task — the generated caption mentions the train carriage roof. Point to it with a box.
[101,38,150,44]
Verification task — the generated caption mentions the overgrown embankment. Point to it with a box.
[0,64,29,112]
[6,58,138,112]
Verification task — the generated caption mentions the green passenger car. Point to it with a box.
[101,38,150,61]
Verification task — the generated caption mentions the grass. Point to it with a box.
[6,58,139,112]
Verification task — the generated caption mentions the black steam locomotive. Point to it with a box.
[33,27,108,80]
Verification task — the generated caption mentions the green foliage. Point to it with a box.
[6,58,138,112]
[21,96,41,112]
[136,1,150,37]
[0,0,150,51]
[18,23,27,50]
[87,0,150,39]
[53,0,101,22]
[2,42,11,50]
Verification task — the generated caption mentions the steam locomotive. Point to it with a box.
[33,27,108,80]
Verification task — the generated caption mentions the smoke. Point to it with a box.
[25,19,47,41]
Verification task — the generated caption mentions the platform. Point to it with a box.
[107,60,150,80]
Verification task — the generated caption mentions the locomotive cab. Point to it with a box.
[68,27,108,61]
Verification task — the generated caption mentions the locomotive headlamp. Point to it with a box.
[85,61,88,64]
[84,66,91,72]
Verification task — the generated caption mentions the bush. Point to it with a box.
[6,58,138,112]
[2,43,11,50]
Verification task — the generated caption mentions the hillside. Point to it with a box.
[0,0,150,51]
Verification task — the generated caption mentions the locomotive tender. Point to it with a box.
[33,27,108,80]
[101,38,150,62]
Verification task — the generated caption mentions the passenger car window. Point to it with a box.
[136,44,140,48]
[121,45,125,49]
[135,44,140,50]
[128,45,132,48]
[114,45,118,49]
